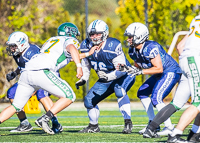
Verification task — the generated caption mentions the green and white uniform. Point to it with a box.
[179,15,200,110]
[12,36,80,111]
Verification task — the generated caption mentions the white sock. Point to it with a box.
[171,128,183,137]
[192,124,200,133]
[156,102,173,129]
[87,105,99,125]
[21,119,29,125]
[141,98,155,121]
[117,94,131,119]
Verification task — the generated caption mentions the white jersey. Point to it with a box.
[181,15,200,58]
[24,36,79,71]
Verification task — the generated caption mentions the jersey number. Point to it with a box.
[44,39,60,53]
[189,25,200,38]
[91,61,107,71]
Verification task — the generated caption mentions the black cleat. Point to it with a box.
[122,120,133,134]
[167,134,194,143]
[78,123,100,133]
[143,127,160,138]
[187,130,200,142]
[52,123,63,133]
[10,122,33,132]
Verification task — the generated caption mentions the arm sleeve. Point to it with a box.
[81,58,91,81]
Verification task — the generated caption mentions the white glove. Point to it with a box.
[97,71,108,82]
[75,79,86,89]
[119,64,143,77]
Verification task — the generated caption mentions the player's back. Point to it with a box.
[25,36,79,71]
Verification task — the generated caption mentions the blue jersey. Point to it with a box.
[80,38,131,73]
[129,40,181,73]
[13,44,40,69]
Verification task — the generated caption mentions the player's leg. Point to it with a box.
[0,75,35,124]
[150,72,181,136]
[168,56,200,142]
[143,74,190,138]
[33,70,76,134]
[79,81,113,133]
[114,74,135,134]
[35,89,63,133]
[187,113,200,142]
[137,75,158,134]
[7,82,33,132]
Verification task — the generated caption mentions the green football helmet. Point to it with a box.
[57,22,80,38]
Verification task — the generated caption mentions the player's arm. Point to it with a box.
[79,46,97,59]
[177,35,188,55]
[143,54,163,75]
[66,44,83,79]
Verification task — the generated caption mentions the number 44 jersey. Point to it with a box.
[24,36,80,72]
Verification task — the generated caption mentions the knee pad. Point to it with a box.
[114,85,126,98]
[84,96,94,109]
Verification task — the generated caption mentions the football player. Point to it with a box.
[123,22,182,136]
[6,31,62,133]
[76,20,135,134]
[0,22,82,135]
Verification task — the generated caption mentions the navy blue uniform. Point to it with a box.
[80,38,135,119]
[129,40,182,106]
[7,44,50,100]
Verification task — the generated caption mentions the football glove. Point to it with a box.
[75,79,86,89]
[6,71,17,82]
[97,70,108,82]
[119,64,143,77]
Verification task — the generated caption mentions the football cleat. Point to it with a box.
[35,114,55,135]
[122,120,133,134]
[139,120,160,135]
[35,116,43,128]
[52,123,63,134]
[167,134,194,143]
[187,130,200,142]
[10,122,33,132]
[143,128,160,138]
[78,123,100,133]
[157,126,174,136]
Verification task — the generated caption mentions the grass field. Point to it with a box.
[0,109,192,142]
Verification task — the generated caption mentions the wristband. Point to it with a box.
[76,63,82,67]
[85,52,90,57]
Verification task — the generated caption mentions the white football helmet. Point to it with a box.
[124,22,149,46]
[87,20,109,45]
[6,31,30,56]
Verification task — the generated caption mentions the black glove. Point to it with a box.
[75,79,86,89]
[97,71,108,82]
[6,71,17,82]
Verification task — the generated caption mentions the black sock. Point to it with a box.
[148,121,159,131]
[148,104,176,131]
[46,110,54,120]
[89,123,98,127]
[124,119,132,123]
[154,104,176,125]
[20,117,27,122]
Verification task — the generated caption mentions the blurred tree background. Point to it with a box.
[0,0,199,102]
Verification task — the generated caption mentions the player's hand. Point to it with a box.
[75,79,86,89]
[6,71,17,82]
[89,46,98,55]
[97,71,108,82]
[76,67,83,79]
[118,64,143,77]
